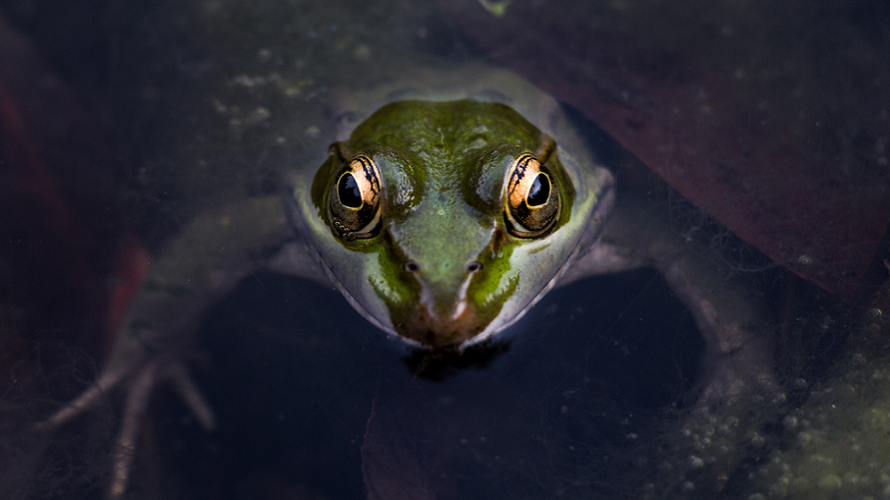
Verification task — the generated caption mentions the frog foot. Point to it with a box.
[680,349,781,494]
[694,334,780,411]
[37,357,216,499]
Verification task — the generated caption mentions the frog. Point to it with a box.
[41,63,775,498]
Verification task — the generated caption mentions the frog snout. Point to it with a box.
[395,297,483,348]
[393,263,486,348]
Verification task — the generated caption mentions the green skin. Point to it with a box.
[293,100,604,348]
[46,64,774,499]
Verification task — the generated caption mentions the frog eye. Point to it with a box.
[505,153,560,238]
[329,155,382,240]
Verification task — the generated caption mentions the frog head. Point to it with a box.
[291,100,611,350]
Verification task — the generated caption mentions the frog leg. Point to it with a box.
[107,358,159,499]
[37,340,217,497]
[104,358,219,499]
[36,361,129,430]
[561,192,777,406]
[658,251,777,406]
[167,361,217,430]
[38,195,329,498]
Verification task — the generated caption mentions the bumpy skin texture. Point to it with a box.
[42,64,774,498]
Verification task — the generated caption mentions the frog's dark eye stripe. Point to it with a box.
[505,153,560,238]
[329,155,382,240]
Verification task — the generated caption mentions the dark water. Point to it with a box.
[1,1,888,499]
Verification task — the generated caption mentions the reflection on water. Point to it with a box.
[0,0,888,499]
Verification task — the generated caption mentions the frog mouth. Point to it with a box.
[367,274,488,349]
[392,300,485,348]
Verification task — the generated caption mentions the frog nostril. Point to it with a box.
[467,261,483,273]
[404,261,420,273]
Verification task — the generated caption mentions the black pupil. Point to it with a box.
[338,173,362,208]
[527,173,550,206]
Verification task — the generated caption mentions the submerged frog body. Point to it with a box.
[44,64,774,497]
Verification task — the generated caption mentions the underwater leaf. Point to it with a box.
[447,0,890,298]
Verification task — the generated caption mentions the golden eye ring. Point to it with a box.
[329,155,382,240]
[504,153,560,238]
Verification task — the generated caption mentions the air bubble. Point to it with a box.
[751,433,766,447]
[798,431,813,445]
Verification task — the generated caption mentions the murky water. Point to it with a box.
[1,0,888,499]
